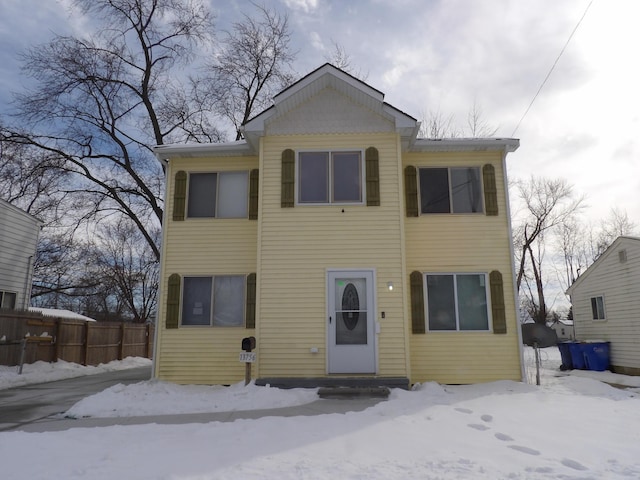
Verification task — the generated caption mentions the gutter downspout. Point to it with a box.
[22,255,34,310]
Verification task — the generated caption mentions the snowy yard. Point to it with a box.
[1,347,640,479]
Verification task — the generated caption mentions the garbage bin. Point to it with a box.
[582,342,610,371]
[557,342,574,370]
[568,342,587,369]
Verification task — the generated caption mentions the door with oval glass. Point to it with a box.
[327,270,376,373]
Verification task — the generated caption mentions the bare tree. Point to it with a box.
[2,0,216,261]
[419,109,461,139]
[594,207,637,259]
[324,41,368,80]
[419,102,497,139]
[204,3,296,140]
[513,176,584,323]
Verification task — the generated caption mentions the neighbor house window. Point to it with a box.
[182,276,245,326]
[187,172,248,218]
[590,296,606,320]
[298,151,362,204]
[0,291,17,309]
[425,273,489,331]
[419,167,483,213]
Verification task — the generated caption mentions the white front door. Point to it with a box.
[327,270,376,374]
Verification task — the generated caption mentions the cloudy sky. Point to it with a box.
[1,0,638,224]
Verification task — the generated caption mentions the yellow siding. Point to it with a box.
[404,151,522,383]
[155,155,259,385]
[257,133,409,378]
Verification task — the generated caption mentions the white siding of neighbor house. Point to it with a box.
[0,199,41,310]
[569,237,640,373]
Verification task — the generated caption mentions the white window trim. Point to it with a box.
[186,171,249,219]
[423,272,492,332]
[180,274,246,327]
[418,166,485,215]
[590,295,607,321]
[295,149,365,206]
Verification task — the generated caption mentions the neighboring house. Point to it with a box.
[548,319,574,341]
[0,198,42,310]
[152,64,523,387]
[566,236,640,375]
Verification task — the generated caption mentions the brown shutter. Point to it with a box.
[281,149,295,207]
[365,147,380,206]
[173,171,187,221]
[490,270,507,334]
[405,166,419,217]
[245,273,256,329]
[410,271,425,334]
[166,274,181,329]
[249,169,259,220]
[483,164,498,216]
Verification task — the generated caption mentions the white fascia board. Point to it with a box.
[411,138,520,153]
[153,141,255,159]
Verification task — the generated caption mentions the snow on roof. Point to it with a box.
[29,307,97,322]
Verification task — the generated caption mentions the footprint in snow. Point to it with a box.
[468,423,490,431]
[508,445,540,456]
[455,407,473,414]
[561,458,588,471]
[495,432,513,442]
[481,414,493,423]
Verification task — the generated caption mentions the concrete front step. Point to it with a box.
[317,386,390,399]
[255,376,410,390]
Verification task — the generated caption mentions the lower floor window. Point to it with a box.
[182,276,245,326]
[426,273,489,331]
[0,291,17,309]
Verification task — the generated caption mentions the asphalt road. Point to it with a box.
[0,365,152,432]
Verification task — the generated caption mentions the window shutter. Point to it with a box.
[404,166,419,217]
[365,147,380,206]
[410,271,425,334]
[490,270,507,334]
[245,273,256,329]
[166,274,181,329]
[483,164,498,216]
[173,171,187,221]
[281,149,295,207]
[249,169,259,220]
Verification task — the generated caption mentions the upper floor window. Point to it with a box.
[419,167,483,214]
[590,295,606,320]
[298,151,362,204]
[187,172,248,218]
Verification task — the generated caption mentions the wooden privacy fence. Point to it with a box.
[0,311,154,367]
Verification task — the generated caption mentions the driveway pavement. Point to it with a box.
[0,366,152,432]
[0,366,384,433]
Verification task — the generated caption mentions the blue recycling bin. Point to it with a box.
[583,342,610,371]
[568,342,587,369]
[557,342,574,370]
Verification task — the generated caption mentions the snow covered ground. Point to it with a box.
[2,347,640,479]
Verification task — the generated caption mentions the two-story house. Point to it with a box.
[152,64,523,387]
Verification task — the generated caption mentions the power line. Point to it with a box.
[511,0,594,137]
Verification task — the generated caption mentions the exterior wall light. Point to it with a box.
[387,282,394,291]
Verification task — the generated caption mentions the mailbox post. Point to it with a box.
[240,336,256,386]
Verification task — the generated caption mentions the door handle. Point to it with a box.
[329,316,332,324]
